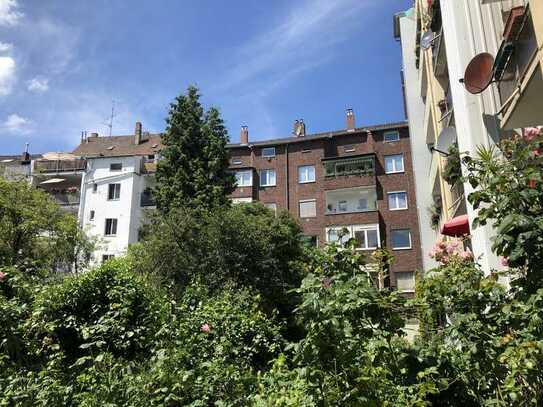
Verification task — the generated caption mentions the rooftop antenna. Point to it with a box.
[103,100,117,137]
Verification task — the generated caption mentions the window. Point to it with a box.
[232,197,252,204]
[231,158,243,165]
[391,229,412,250]
[298,165,315,183]
[235,170,252,187]
[147,154,155,160]
[92,183,97,193]
[104,218,118,236]
[388,191,408,210]
[259,169,276,187]
[299,199,316,218]
[384,154,404,174]
[264,203,277,214]
[110,163,122,171]
[396,272,415,292]
[324,156,375,177]
[108,183,121,200]
[300,235,318,247]
[89,210,95,221]
[262,147,276,157]
[344,145,355,153]
[326,187,377,214]
[326,224,380,250]
[102,254,115,264]
[353,225,379,250]
[384,130,400,142]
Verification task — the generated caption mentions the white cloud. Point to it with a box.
[0,0,22,26]
[0,56,16,95]
[0,42,13,53]
[27,77,49,93]
[1,114,31,134]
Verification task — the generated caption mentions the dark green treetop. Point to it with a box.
[155,86,235,212]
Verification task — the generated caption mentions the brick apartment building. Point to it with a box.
[227,110,422,292]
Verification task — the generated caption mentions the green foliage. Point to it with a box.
[131,202,305,314]
[463,135,543,292]
[442,144,462,189]
[0,177,94,271]
[155,86,235,213]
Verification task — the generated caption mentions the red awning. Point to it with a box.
[441,214,470,237]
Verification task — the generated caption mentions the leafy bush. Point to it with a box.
[131,202,304,314]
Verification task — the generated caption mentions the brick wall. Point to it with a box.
[227,123,422,289]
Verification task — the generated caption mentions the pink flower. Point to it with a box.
[0,271,6,282]
[500,257,509,267]
[534,149,541,157]
[459,249,473,261]
[200,323,211,333]
[524,127,541,142]
[446,243,456,255]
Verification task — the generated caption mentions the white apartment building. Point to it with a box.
[395,0,542,273]
[72,123,161,265]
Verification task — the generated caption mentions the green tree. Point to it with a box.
[155,86,235,213]
[0,178,93,271]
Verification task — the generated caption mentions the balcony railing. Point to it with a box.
[51,192,80,206]
[325,187,377,215]
[34,159,87,173]
[140,191,156,207]
[497,7,538,105]
[323,156,375,178]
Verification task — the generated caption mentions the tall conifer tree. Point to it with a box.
[155,86,235,213]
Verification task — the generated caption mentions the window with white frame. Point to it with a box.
[264,203,277,214]
[235,170,253,187]
[299,199,316,218]
[262,147,276,157]
[232,197,252,204]
[384,154,404,174]
[104,218,118,236]
[259,169,276,187]
[298,165,315,183]
[326,224,380,250]
[107,183,121,200]
[396,272,415,292]
[391,229,412,250]
[102,254,115,264]
[388,191,408,210]
[384,130,400,142]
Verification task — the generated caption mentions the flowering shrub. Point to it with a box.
[429,239,473,264]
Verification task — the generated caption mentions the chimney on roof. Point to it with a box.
[21,142,30,163]
[240,125,249,145]
[346,108,355,131]
[293,119,306,137]
[135,122,142,145]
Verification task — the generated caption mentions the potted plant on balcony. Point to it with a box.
[443,144,462,189]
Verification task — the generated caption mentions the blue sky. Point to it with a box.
[0,0,412,155]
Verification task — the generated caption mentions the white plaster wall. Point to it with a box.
[400,11,438,272]
[79,156,144,265]
[440,0,503,272]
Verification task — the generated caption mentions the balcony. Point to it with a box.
[140,190,156,207]
[323,155,375,178]
[497,6,539,119]
[34,159,87,173]
[51,191,80,207]
[325,186,377,215]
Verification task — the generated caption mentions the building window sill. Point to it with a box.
[392,247,412,251]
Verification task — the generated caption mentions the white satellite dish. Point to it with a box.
[435,127,457,155]
[421,30,435,50]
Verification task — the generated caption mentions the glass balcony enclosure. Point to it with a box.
[324,155,375,177]
[326,186,377,215]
